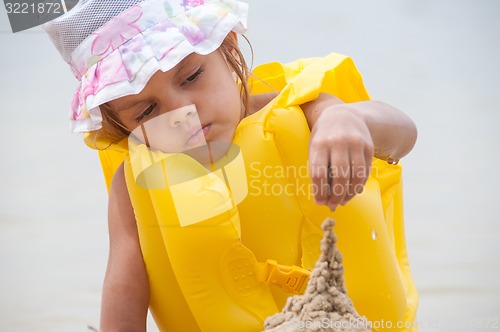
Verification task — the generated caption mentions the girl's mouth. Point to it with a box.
[186,124,210,147]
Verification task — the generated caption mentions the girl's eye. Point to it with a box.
[136,103,157,123]
[183,68,203,85]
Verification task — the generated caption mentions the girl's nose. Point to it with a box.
[168,105,196,127]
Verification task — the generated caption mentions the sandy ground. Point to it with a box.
[0,1,499,331]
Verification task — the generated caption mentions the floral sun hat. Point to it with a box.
[43,0,248,133]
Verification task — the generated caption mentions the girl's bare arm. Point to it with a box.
[100,164,150,332]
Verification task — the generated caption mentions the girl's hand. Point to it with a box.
[302,94,417,211]
[308,104,373,211]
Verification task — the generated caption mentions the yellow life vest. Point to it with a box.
[90,53,418,332]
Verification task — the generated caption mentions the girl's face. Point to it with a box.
[107,50,242,151]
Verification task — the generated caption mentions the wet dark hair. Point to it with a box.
[86,33,251,150]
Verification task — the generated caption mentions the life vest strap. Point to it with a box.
[256,259,311,294]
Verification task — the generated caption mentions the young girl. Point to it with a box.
[44,0,418,331]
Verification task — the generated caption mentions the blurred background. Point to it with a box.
[1,0,499,331]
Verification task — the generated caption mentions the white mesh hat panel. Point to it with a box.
[43,0,145,62]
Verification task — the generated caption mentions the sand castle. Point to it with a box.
[264,219,372,332]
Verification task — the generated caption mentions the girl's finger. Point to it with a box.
[342,150,367,204]
[327,148,349,210]
[309,145,330,205]
[363,142,374,187]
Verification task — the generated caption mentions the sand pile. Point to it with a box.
[263,218,371,332]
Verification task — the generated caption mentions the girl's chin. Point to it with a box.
[208,126,238,144]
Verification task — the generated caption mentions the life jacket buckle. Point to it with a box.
[257,259,311,294]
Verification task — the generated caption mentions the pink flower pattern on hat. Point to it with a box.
[72,68,101,121]
[91,5,143,56]
[71,88,87,121]
[179,21,207,45]
[182,0,204,11]
[94,52,131,93]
